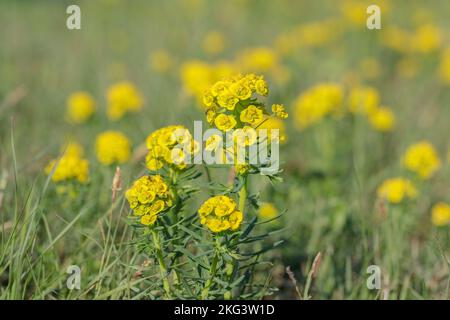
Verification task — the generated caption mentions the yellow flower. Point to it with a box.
[431,202,450,227]
[237,47,279,73]
[240,105,264,125]
[402,141,441,179]
[377,177,418,204]
[348,86,379,115]
[271,104,288,119]
[66,91,95,124]
[438,48,450,85]
[217,91,239,110]
[203,31,225,56]
[149,49,173,74]
[411,24,442,54]
[205,134,223,151]
[45,149,89,184]
[258,202,278,219]
[62,142,85,158]
[95,131,131,165]
[125,175,173,226]
[229,80,252,100]
[106,81,143,120]
[214,114,237,131]
[145,125,195,171]
[294,83,343,129]
[198,195,243,232]
[255,78,269,96]
[368,107,396,132]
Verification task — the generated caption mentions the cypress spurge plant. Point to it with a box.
[125,73,287,299]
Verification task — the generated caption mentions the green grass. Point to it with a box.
[0,0,449,299]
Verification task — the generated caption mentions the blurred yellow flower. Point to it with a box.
[203,31,225,56]
[62,141,85,158]
[294,83,344,129]
[402,141,441,179]
[411,24,442,54]
[180,60,236,103]
[66,91,96,124]
[381,26,411,53]
[348,86,379,115]
[377,177,418,204]
[106,81,143,120]
[258,202,278,219]
[368,107,396,132]
[149,49,173,74]
[45,147,89,184]
[198,195,243,232]
[438,48,450,85]
[125,175,173,225]
[237,47,279,73]
[95,131,131,165]
[431,202,450,227]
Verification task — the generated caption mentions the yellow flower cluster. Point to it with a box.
[66,91,96,124]
[258,202,278,219]
[145,125,198,171]
[402,141,441,179]
[95,131,131,165]
[349,86,396,132]
[198,195,243,233]
[180,60,236,103]
[377,177,418,204]
[438,48,450,85]
[431,202,450,227]
[125,175,173,226]
[236,47,278,73]
[381,24,442,54]
[45,143,89,183]
[203,74,275,131]
[293,83,343,129]
[106,81,143,120]
[368,107,396,132]
[275,20,339,55]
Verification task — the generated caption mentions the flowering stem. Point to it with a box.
[151,229,172,299]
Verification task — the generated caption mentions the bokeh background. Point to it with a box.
[0,0,449,299]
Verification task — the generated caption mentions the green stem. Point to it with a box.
[151,230,172,299]
[238,177,248,214]
[201,250,219,300]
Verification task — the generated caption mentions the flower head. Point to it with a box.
[402,141,441,179]
[368,107,396,132]
[348,86,379,115]
[198,195,243,232]
[106,81,143,120]
[145,125,197,171]
[95,131,131,165]
[45,144,89,184]
[294,83,343,129]
[66,91,96,124]
[377,177,418,204]
[431,202,450,227]
[258,202,278,219]
[125,175,173,226]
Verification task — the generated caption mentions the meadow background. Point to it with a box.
[0,0,449,299]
